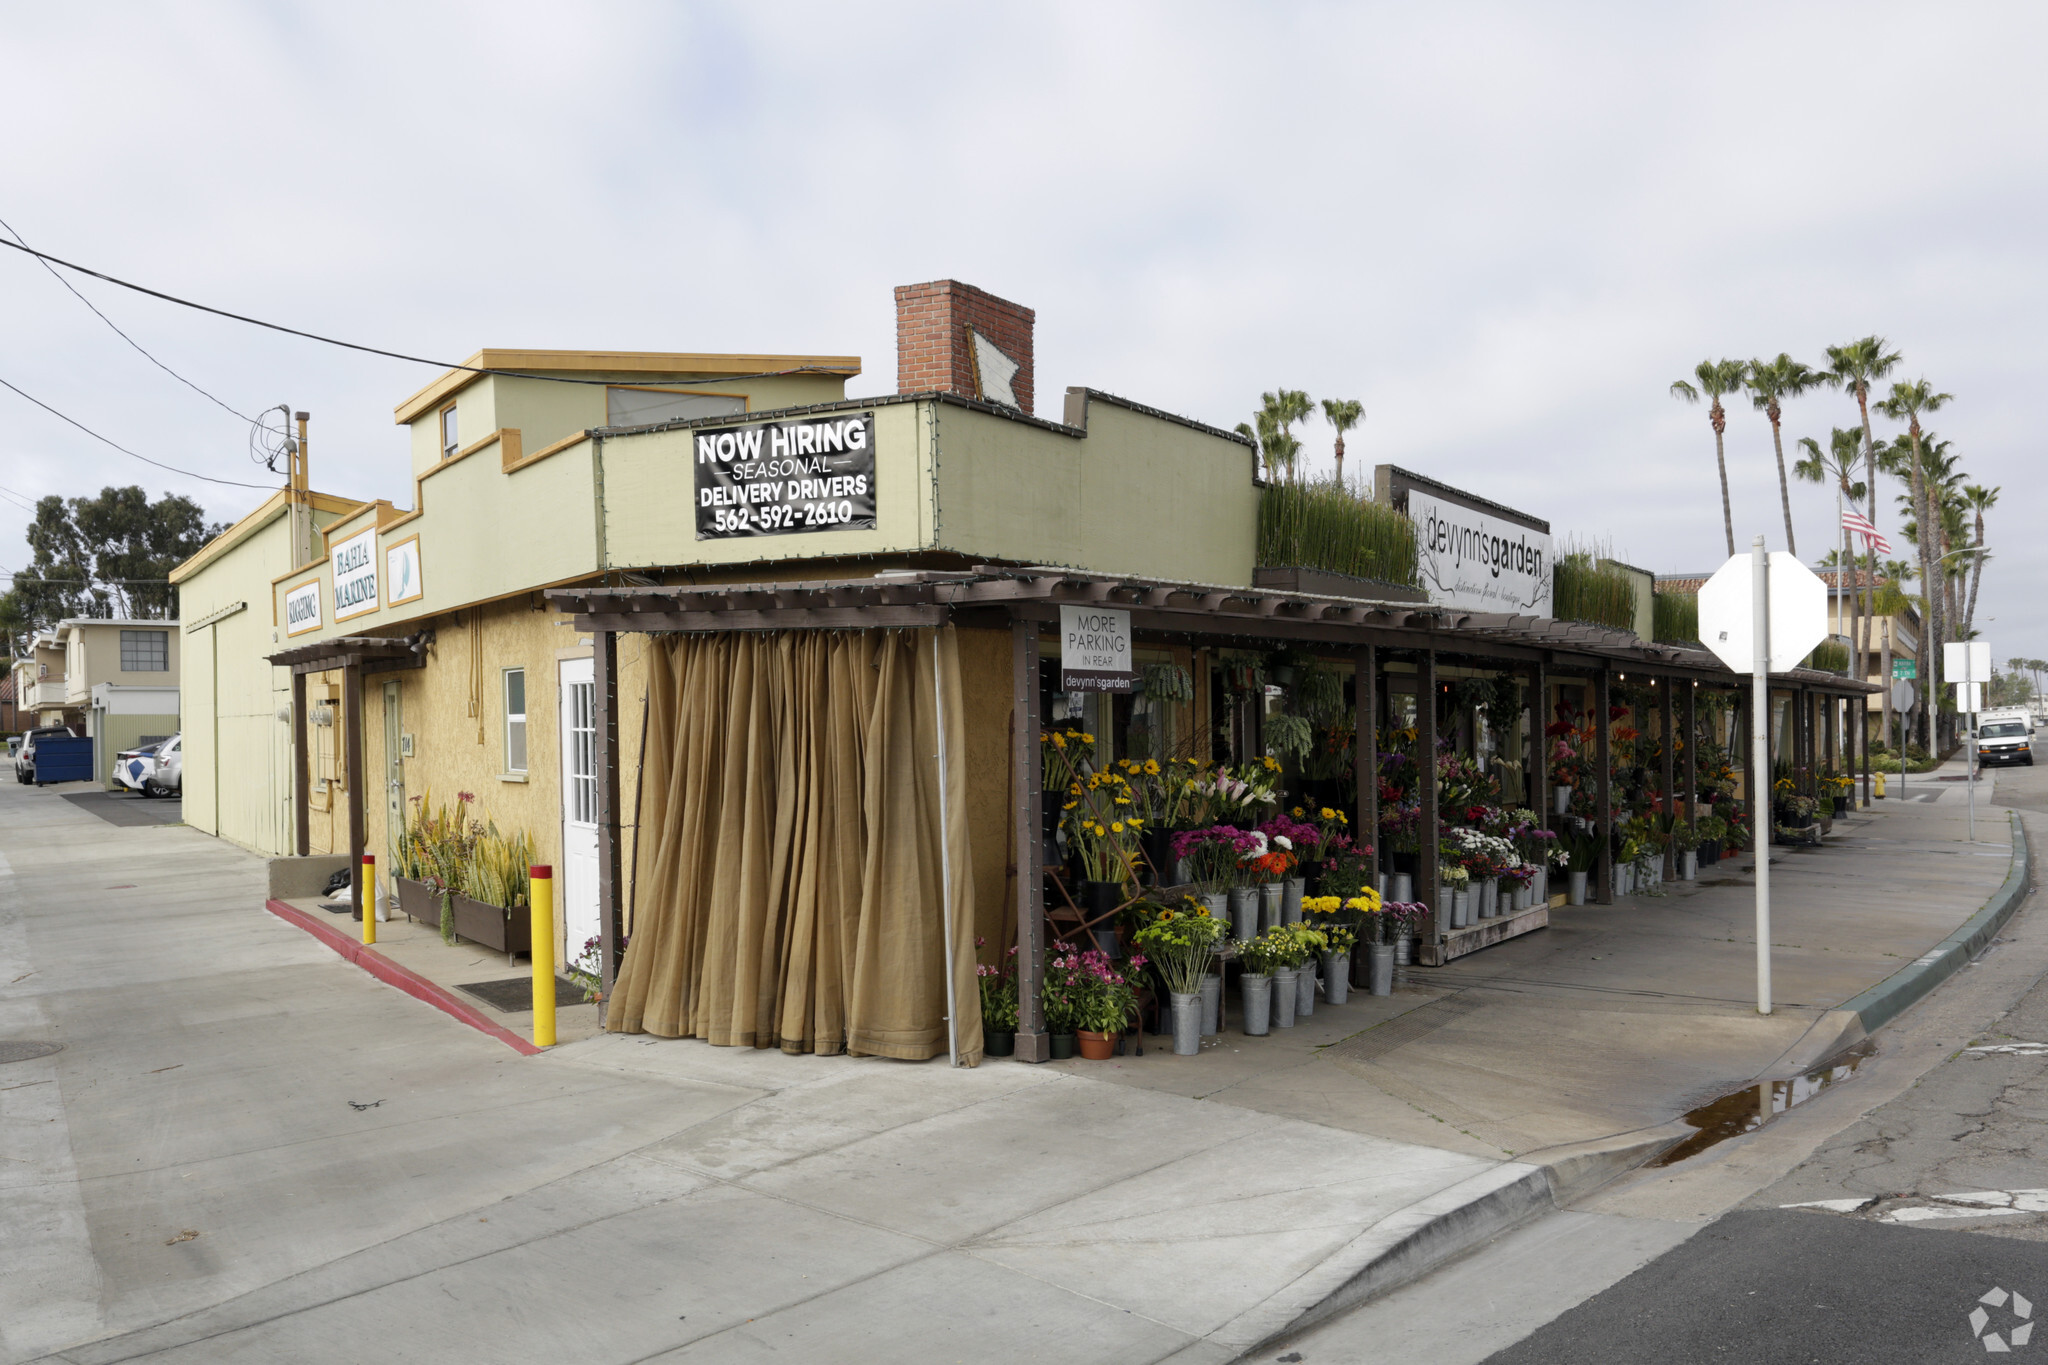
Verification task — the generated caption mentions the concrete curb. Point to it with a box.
[264,898,543,1056]
[1769,810,2030,1077]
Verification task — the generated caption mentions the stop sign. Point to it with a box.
[1697,551,1829,675]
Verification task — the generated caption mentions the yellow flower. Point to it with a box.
[1320,807,1335,820]
[1292,805,1306,817]
[1263,756,1280,771]
[1110,822,1124,834]
[1144,759,1160,775]
[1080,733,1095,744]
[1116,797,1131,806]
[1129,817,1143,827]
[1063,800,1078,810]
[1052,733,1067,750]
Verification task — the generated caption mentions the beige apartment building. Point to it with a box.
[11,618,181,781]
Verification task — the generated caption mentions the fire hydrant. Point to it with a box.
[1875,771,1888,799]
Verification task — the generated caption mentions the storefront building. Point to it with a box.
[174,278,1874,1066]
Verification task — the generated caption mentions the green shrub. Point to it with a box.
[1804,641,1849,674]
[1257,479,1418,587]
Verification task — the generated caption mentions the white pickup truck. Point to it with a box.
[1975,707,2035,767]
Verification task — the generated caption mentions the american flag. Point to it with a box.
[1842,508,1892,554]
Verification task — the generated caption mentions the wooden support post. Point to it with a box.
[1659,678,1676,880]
[1682,681,1698,843]
[1355,645,1377,885]
[594,629,624,1012]
[1594,666,1613,904]
[1527,659,1548,826]
[343,664,366,918]
[1418,649,1440,937]
[1013,619,1049,1062]
[292,669,309,858]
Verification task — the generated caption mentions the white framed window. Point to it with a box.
[441,404,460,459]
[503,667,527,772]
[120,629,169,672]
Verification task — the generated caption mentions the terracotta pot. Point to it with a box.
[1076,1030,1118,1060]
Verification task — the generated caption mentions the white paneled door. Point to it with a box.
[559,658,599,970]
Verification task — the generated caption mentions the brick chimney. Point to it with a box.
[894,279,1035,415]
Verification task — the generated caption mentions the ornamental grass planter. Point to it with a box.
[1240,974,1272,1036]
[449,893,530,963]
[1077,1030,1118,1061]
[395,877,442,925]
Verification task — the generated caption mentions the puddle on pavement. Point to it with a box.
[1654,1039,1876,1167]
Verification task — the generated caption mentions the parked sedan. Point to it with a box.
[111,739,169,795]
[113,734,182,797]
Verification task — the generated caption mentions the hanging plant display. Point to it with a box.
[1143,662,1194,703]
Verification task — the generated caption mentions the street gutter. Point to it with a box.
[1770,810,2030,1077]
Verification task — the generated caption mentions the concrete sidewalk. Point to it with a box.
[1,771,2023,1364]
[1,781,1541,1365]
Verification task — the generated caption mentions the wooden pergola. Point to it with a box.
[549,567,1876,1061]
[266,634,427,909]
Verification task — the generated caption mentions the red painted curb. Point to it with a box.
[265,898,545,1056]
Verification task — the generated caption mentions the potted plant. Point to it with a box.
[564,934,605,1005]
[1042,952,1083,1059]
[1302,890,1368,1006]
[1261,812,1319,921]
[1174,825,1247,926]
[1068,949,1142,1060]
[1234,930,1281,1036]
[1135,899,1226,1055]
[977,937,1020,1057]
[1289,922,1328,1017]
[450,821,536,963]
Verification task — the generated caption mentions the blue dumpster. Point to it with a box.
[33,735,95,785]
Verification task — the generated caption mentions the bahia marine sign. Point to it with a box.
[1410,490,1553,617]
[695,412,877,540]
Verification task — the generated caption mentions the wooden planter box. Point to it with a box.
[395,877,443,926]
[450,893,531,962]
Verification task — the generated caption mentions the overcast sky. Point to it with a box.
[4,3,2043,655]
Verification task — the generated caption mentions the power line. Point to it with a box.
[0,237,851,390]
[0,216,257,425]
[0,375,277,490]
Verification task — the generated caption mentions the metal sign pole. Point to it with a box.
[1751,536,1772,1016]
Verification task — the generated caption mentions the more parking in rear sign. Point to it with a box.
[694,412,877,540]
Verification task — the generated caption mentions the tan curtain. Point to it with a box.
[608,626,980,1064]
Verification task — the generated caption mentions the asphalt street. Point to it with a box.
[1276,757,2048,1365]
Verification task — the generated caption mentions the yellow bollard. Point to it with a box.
[1874,771,1887,800]
[360,853,377,945]
[529,865,556,1047]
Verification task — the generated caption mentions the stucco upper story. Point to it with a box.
[57,618,183,703]
[173,349,1260,653]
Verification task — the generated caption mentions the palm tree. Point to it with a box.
[1823,337,1903,718]
[1747,354,1827,557]
[1255,388,1313,483]
[1670,358,1750,557]
[1876,379,1953,746]
[1957,485,1990,642]
[1794,426,1869,702]
[1320,397,1364,488]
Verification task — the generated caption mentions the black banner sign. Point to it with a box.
[694,412,878,540]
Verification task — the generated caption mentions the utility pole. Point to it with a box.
[296,411,312,566]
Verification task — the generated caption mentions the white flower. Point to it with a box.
[1273,835,1293,850]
